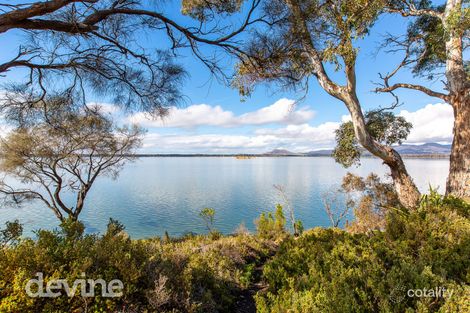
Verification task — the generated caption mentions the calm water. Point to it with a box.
[0,157,449,238]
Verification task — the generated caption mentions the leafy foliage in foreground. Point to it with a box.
[0,219,276,313]
[256,194,470,313]
[0,195,469,312]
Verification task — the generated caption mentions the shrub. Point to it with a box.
[199,207,216,233]
[0,219,276,312]
[0,220,22,247]
[255,195,470,313]
[342,173,400,234]
[256,204,287,240]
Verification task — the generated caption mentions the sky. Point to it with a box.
[0,1,453,154]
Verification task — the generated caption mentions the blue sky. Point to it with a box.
[0,1,453,153]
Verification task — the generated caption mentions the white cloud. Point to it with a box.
[400,103,453,143]
[0,96,454,153]
[142,133,278,152]
[341,114,352,123]
[255,122,339,143]
[127,98,314,128]
[329,104,454,145]
[237,98,314,125]
[142,122,339,153]
[139,102,455,153]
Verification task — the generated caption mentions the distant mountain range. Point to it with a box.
[392,143,451,155]
[265,143,451,157]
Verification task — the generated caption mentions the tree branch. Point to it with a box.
[376,83,449,101]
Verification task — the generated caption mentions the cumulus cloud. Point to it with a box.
[0,96,453,153]
[142,133,278,153]
[141,132,329,153]
[255,122,339,142]
[0,124,13,139]
[331,104,453,144]
[237,98,314,125]
[400,103,453,143]
[142,122,339,153]
[138,102,455,153]
[127,98,314,128]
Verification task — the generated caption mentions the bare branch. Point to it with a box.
[376,82,449,101]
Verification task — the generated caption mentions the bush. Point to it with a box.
[0,220,22,247]
[256,204,287,240]
[1,193,467,312]
[0,219,276,312]
[255,195,470,313]
[342,172,400,234]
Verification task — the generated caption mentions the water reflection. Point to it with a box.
[0,157,449,238]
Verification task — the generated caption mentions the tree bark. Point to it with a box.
[74,185,89,220]
[446,95,470,199]
[444,0,470,199]
[385,150,422,208]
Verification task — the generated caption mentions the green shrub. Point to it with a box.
[199,207,216,233]
[0,220,22,247]
[256,204,287,239]
[0,219,276,312]
[255,196,470,313]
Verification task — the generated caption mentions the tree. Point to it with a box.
[199,207,216,233]
[0,0,261,118]
[377,0,469,198]
[273,184,303,235]
[0,100,144,222]
[234,0,421,208]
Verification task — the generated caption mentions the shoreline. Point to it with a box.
[128,154,450,159]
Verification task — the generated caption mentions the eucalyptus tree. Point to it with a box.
[377,0,469,198]
[0,0,260,119]
[234,0,421,208]
[0,100,144,222]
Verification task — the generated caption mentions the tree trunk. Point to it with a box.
[443,0,469,199]
[74,187,88,220]
[446,95,470,199]
[385,150,422,208]
[345,94,421,208]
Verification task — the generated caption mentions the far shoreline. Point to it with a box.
[128,154,450,159]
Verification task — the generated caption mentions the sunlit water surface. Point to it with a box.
[0,157,449,238]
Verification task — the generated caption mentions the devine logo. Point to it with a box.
[25,272,123,298]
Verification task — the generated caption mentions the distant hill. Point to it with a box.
[305,149,333,156]
[265,148,332,156]
[264,143,451,157]
[393,143,451,155]
[264,149,301,156]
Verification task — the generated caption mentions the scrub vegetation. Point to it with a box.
[1,188,469,312]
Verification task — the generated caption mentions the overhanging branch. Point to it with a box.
[376,83,449,101]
